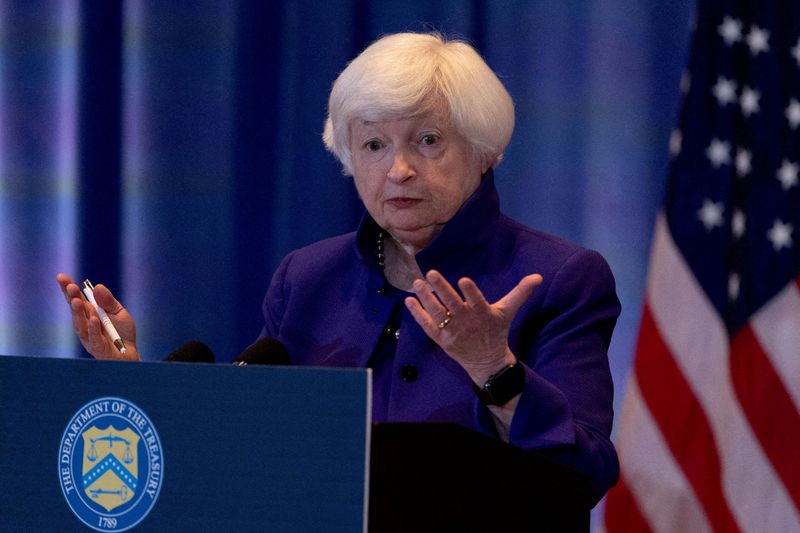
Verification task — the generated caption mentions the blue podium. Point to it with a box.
[0,355,371,532]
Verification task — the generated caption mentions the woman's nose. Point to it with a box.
[386,149,415,182]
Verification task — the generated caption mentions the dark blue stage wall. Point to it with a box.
[0,0,693,414]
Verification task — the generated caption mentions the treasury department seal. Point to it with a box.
[58,397,163,531]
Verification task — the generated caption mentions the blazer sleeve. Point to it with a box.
[259,251,294,339]
[478,247,621,502]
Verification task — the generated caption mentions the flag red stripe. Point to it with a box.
[635,303,740,532]
[604,476,653,533]
[730,325,800,510]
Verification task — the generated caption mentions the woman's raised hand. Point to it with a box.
[405,270,542,385]
[56,273,140,361]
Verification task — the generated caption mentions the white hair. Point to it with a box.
[322,32,515,175]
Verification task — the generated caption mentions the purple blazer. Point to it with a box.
[260,172,621,499]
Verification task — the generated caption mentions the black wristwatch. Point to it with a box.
[472,362,525,406]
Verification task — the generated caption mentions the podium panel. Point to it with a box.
[370,423,592,532]
[0,356,371,532]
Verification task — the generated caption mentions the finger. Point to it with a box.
[69,297,92,341]
[65,282,83,303]
[56,273,76,303]
[57,274,86,309]
[69,298,86,338]
[93,284,124,315]
[85,314,110,356]
[405,296,443,338]
[411,278,448,319]
[457,277,491,312]
[424,270,463,312]
[56,273,69,294]
[496,274,543,317]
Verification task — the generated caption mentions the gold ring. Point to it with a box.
[437,311,452,329]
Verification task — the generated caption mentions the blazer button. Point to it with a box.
[400,364,418,383]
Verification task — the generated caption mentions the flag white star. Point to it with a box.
[712,77,738,106]
[706,138,731,167]
[793,38,800,67]
[776,159,799,190]
[718,16,743,46]
[740,86,760,116]
[767,219,793,251]
[728,272,741,301]
[669,129,682,156]
[786,98,800,130]
[697,199,725,231]
[732,209,746,238]
[735,147,751,177]
[746,25,770,56]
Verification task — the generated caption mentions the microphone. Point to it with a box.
[163,340,216,363]
[232,337,290,366]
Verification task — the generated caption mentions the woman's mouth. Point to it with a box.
[386,197,422,208]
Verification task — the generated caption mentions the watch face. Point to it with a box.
[480,363,525,406]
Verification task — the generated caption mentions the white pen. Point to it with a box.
[81,279,127,354]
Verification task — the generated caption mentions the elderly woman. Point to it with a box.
[58,32,620,500]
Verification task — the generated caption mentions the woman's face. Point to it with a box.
[349,112,486,251]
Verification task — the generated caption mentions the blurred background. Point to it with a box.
[0,0,693,414]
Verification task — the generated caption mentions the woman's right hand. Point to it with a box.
[56,273,141,361]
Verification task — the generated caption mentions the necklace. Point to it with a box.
[376,230,401,340]
[378,230,426,292]
[377,231,386,269]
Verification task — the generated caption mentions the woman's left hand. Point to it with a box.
[405,269,542,385]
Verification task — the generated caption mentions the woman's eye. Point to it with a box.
[420,134,439,146]
[364,140,382,152]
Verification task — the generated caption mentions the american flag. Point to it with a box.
[604,1,799,531]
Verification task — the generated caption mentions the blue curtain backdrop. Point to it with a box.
[0,0,692,407]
